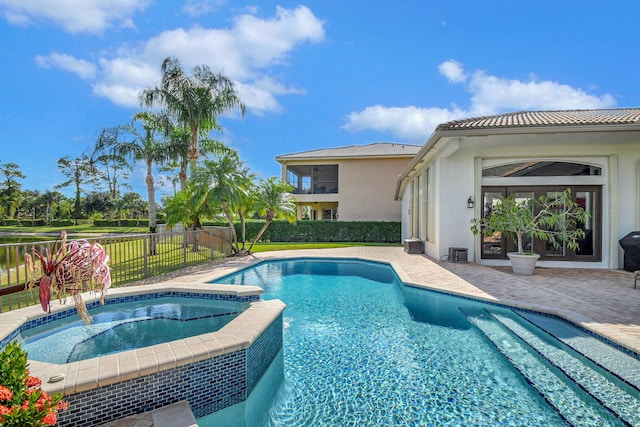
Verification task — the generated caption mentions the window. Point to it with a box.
[479,186,601,261]
[483,161,602,177]
[285,165,338,194]
[322,208,337,220]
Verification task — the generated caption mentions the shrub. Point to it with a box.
[0,342,68,426]
[201,220,402,243]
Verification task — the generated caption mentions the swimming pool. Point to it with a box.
[20,297,246,363]
[204,258,640,426]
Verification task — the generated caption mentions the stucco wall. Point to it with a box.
[281,157,412,222]
[400,130,640,269]
[338,157,409,221]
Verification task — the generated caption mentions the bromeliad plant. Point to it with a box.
[0,342,68,426]
[25,231,111,324]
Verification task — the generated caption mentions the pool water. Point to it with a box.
[21,297,244,363]
[202,258,640,426]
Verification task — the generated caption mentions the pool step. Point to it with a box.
[461,308,626,427]
[489,311,640,426]
[516,311,640,390]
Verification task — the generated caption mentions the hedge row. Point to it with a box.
[93,219,152,227]
[0,218,401,243]
[0,219,78,227]
[204,220,401,243]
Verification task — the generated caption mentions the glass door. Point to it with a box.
[480,186,601,261]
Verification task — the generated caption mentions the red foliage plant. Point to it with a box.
[25,230,111,324]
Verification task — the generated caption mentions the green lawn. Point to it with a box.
[249,241,399,252]
[0,225,148,235]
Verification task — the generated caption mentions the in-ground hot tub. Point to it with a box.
[0,283,286,427]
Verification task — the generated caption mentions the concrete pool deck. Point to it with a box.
[168,246,640,356]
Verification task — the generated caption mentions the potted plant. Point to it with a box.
[470,189,590,275]
[25,231,112,324]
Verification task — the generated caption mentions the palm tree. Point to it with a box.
[235,178,257,252]
[40,190,60,225]
[94,111,174,254]
[191,151,251,253]
[140,57,246,177]
[248,178,297,252]
[166,124,234,191]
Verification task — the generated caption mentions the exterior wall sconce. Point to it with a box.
[467,196,474,209]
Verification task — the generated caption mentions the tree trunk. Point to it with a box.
[146,163,157,255]
[222,200,238,252]
[179,157,188,192]
[188,127,199,178]
[248,211,275,252]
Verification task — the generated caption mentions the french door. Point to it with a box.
[479,186,601,261]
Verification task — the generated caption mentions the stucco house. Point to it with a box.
[276,142,421,221]
[395,108,640,270]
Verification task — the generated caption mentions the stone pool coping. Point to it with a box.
[0,282,286,396]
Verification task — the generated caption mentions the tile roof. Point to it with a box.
[276,142,422,160]
[437,108,640,131]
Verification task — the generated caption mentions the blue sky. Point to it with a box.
[1,0,639,198]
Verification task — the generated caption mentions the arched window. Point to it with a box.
[482,161,602,177]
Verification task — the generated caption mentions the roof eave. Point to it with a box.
[276,153,420,163]
[394,122,640,200]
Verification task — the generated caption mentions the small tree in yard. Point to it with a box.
[470,188,590,254]
[248,178,297,252]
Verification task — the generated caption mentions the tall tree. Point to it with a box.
[94,127,134,221]
[191,151,251,253]
[140,56,245,176]
[94,112,174,253]
[93,137,133,198]
[235,177,257,251]
[0,162,26,218]
[55,154,98,220]
[248,178,297,252]
[40,190,63,224]
[17,189,40,222]
[166,124,234,191]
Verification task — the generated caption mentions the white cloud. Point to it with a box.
[343,60,617,142]
[467,69,616,114]
[38,6,325,113]
[35,53,97,79]
[182,0,226,17]
[235,77,306,115]
[93,58,159,107]
[0,0,149,34]
[438,59,467,83]
[344,105,465,142]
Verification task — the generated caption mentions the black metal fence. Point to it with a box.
[0,227,233,313]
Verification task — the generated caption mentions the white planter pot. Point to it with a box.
[507,252,540,276]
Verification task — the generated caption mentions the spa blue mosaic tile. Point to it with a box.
[56,310,283,426]
[247,313,283,394]
[10,290,259,339]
